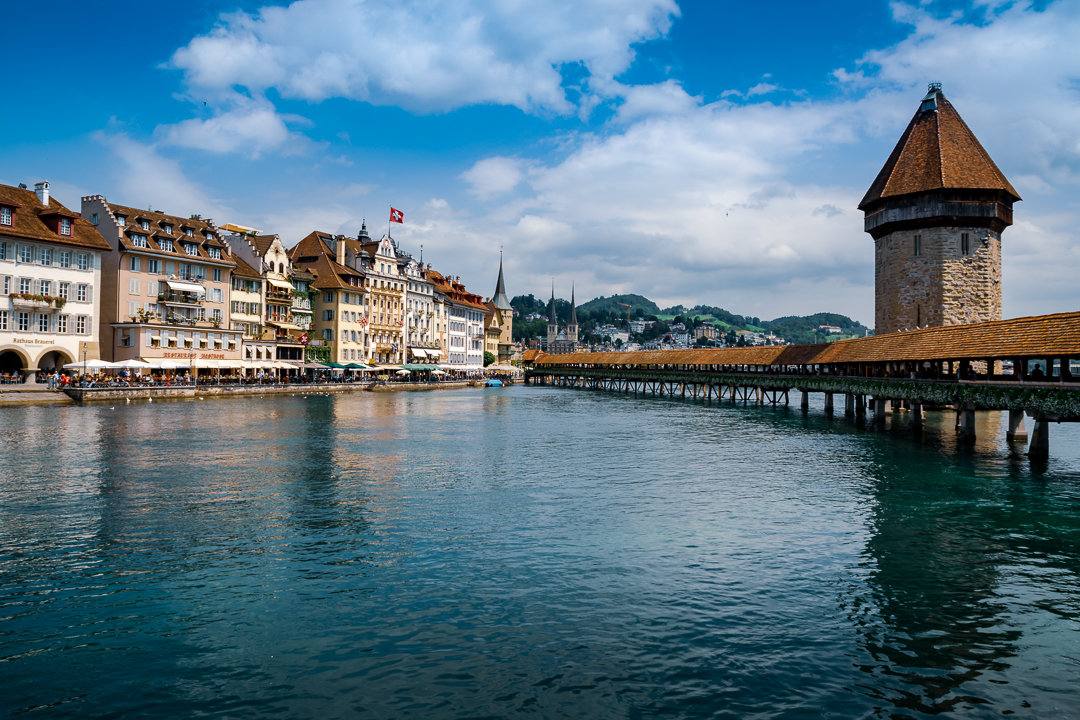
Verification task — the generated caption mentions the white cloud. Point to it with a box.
[461,157,526,199]
[613,80,702,123]
[95,133,229,220]
[164,0,679,156]
[155,98,313,157]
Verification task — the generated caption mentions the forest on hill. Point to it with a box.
[510,294,870,346]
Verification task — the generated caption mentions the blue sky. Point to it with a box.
[2,0,1077,325]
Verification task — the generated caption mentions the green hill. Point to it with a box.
[578,294,661,317]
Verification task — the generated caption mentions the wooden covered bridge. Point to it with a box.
[525,311,1080,458]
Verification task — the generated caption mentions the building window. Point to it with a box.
[129,256,141,272]
[960,233,971,256]
[0,310,6,330]
[0,207,11,226]
[160,239,174,252]
[913,235,922,257]
[208,247,221,260]
[18,312,30,332]
[59,282,69,299]
[213,268,222,282]
[78,254,88,270]
[20,278,30,294]
[90,213,99,225]
[58,315,68,333]
[76,316,86,334]
[19,245,33,263]
[117,215,126,226]
[77,284,87,302]
[39,313,54,334]
[129,278,141,295]
[58,251,70,268]
[140,219,150,231]
[185,244,199,256]
[131,235,148,249]
[60,218,72,236]
[0,242,6,260]
[40,280,51,296]
[39,247,53,266]
[148,259,161,274]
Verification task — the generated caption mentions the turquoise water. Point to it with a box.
[1,387,1079,718]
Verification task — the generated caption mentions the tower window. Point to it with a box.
[914,235,922,257]
[961,233,971,256]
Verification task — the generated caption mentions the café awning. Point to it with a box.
[267,278,294,290]
[166,280,206,294]
[265,320,302,330]
[410,348,428,358]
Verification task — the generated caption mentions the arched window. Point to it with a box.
[278,263,284,274]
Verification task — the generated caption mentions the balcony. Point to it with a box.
[266,289,293,304]
[158,292,204,308]
[9,293,65,312]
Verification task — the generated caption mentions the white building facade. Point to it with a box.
[0,182,110,380]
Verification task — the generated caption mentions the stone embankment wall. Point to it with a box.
[875,226,1002,335]
[62,381,480,403]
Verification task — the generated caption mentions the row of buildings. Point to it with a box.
[0,182,514,378]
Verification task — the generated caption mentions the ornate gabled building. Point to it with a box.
[1,182,111,378]
[861,83,1021,336]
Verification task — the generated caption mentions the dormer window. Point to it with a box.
[117,215,126,226]
[208,247,221,259]
[0,207,12,226]
[140,219,150,231]
[59,218,72,236]
[185,243,199,256]
[160,239,174,252]
[131,235,148,249]
[185,228,194,237]
[163,224,173,234]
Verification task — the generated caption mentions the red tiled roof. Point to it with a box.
[536,311,1080,367]
[0,184,111,251]
[860,90,1020,209]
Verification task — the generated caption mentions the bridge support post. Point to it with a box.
[823,392,834,413]
[855,395,866,416]
[872,397,888,423]
[957,402,976,439]
[1007,410,1028,442]
[844,394,855,417]
[800,390,809,410]
[1028,414,1049,458]
[910,402,923,428]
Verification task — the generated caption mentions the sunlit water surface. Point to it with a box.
[2,386,1079,718]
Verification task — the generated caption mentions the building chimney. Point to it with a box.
[35,181,50,206]
[336,236,346,266]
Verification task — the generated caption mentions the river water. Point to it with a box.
[2,386,1079,718]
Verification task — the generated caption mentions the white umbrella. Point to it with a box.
[431,370,446,375]
[395,369,411,375]
[111,359,152,369]
[64,359,112,370]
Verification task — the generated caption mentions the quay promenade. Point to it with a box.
[527,311,1080,458]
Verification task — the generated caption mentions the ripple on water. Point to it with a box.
[2,387,1080,718]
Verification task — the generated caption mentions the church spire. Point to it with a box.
[492,251,511,311]
[567,282,579,343]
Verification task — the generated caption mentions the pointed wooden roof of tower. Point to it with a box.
[492,252,512,311]
[859,83,1020,210]
[548,282,557,324]
[568,283,578,326]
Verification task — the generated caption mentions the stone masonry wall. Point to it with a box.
[875,226,1002,335]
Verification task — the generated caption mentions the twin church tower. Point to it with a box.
[861,83,1020,336]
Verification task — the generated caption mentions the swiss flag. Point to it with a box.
[390,207,404,224]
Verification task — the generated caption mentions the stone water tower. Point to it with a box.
[860,83,1020,336]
